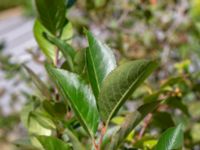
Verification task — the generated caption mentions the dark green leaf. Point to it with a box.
[37,136,71,150]
[86,30,116,98]
[155,124,184,150]
[74,49,87,75]
[153,112,175,130]
[23,65,51,99]
[43,101,67,119]
[109,101,161,149]
[46,64,99,137]
[44,33,75,60]
[98,60,158,124]
[35,0,66,35]
[66,0,76,8]
[166,97,190,117]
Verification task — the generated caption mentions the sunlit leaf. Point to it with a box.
[46,64,99,137]
[86,30,116,99]
[98,60,158,124]
[155,124,184,150]
[33,20,56,61]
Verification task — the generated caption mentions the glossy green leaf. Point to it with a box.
[98,60,158,124]
[109,101,161,149]
[37,136,71,150]
[86,30,116,98]
[44,33,75,71]
[34,20,56,61]
[35,0,66,35]
[155,124,184,150]
[46,64,99,137]
[23,65,51,99]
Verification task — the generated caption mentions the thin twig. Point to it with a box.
[99,124,107,149]
[137,113,153,140]
[54,47,59,67]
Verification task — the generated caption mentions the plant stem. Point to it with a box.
[99,124,106,149]
[93,123,107,150]
[137,113,152,140]
[54,47,59,67]
[93,140,99,150]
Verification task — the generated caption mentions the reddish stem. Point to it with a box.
[137,113,153,140]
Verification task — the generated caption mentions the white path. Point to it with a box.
[0,14,44,115]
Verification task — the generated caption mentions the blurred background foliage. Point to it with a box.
[0,0,200,149]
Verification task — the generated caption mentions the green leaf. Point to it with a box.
[34,19,56,61]
[23,65,51,99]
[60,22,73,41]
[37,136,71,150]
[98,60,158,124]
[86,30,116,98]
[35,0,66,35]
[74,49,87,75]
[109,101,161,149]
[153,112,175,130]
[30,109,56,130]
[166,97,190,117]
[20,98,51,136]
[43,101,67,120]
[14,138,40,150]
[64,128,85,150]
[45,64,100,137]
[44,33,75,71]
[155,124,184,150]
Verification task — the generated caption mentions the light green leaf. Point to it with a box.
[46,64,99,137]
[64,128,85,150]
[34,20,56,61]
[31,110,56,130]
[98,60,158,124]
[20,99,52,149]
[34,0,66,35]
[23,65,51,99]
[86,30,116,98]
[60,22,73,41]
[109,101,161,149]
[37,136,71,150]
[155,124,184,150]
